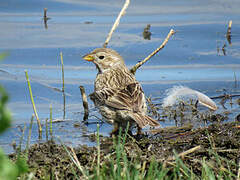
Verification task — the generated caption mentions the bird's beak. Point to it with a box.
[82,54,95,61]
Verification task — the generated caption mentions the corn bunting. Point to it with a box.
[83,48,159,135]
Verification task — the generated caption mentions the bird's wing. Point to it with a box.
[92,82,144,112]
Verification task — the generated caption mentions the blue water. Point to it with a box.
[0,0,240,153]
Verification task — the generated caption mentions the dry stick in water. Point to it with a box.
[60,52,66,119]
[234,72,237,88]
[130,29,175,75]
[226,20,232,45]
[43,8,48,19]
[103,0,130,48]
[25,70,42,139]
[79,86,89,121]
[43,8,50,29]
[18,124,27,155]
[26,114,34,154]
[97,124,100,177]
[49,104,53,137]
[45,118,48,141]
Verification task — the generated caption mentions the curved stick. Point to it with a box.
[103,0,130,48]
[130,29,175,75]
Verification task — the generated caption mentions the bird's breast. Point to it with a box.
[94,67,135,91]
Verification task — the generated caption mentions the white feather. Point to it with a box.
[162,86,217,110]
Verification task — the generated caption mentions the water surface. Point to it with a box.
[0,0,240,153]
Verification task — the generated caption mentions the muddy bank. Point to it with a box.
[9,121,240,179]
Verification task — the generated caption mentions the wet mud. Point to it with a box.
[9,120,240,179]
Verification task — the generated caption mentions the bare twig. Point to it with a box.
[70,147,88,179]
[79,86,89,121]
[151,123,193,135]
[25,70,42,139]
[103,0,130,48]
[211,94,240,99]
[167,145,202,161]
[130,29,175,75]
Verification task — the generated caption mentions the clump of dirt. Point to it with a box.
[10,122,240,179]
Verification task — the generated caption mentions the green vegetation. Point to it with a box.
[59,123,239,180]
[0,85,28,180]
[0,54,28,179]
[1,52,239,179]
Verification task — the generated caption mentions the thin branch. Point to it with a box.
[103,0,130,48]
[167,145,202,161]
[130,29,175,75]
[70,147,88,179]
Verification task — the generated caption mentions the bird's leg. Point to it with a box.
[110,123,119,137]
[134,125,145,139]
[137,125,143,135]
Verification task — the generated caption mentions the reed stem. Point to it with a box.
[18,123,26,156]
[25,70,42,139]
[60,52,66,119]
[26,114,34,155]
[49,104,53,137]
[45,118,48,141]
[97,124,100,177]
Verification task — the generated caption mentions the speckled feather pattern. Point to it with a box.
[86,48,159,128]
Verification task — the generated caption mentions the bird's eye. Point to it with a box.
[99,55,105,60]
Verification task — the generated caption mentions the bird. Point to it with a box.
[82,48,159,135]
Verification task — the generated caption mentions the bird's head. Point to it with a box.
[82,48,125,73]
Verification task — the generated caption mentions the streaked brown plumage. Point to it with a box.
[83,48,159,134]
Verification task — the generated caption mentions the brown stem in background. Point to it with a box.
[79,86,89,121]
[130,29,175,75]
[226,20,232,45]
[43,8,50,29]
[44,8,47,18]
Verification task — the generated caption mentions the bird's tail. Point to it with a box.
[131,113,160,128]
